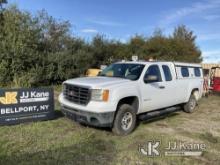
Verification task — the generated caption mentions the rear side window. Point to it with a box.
[181,67,189,77]
[162,65,172,81]
[194,68,201,77]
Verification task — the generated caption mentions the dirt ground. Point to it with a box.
[0,92,219,165]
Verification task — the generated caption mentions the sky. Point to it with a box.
[7,0,220,63]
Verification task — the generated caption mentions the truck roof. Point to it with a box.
[116,61,202,67]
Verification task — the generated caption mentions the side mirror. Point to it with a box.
[144,75,158,83]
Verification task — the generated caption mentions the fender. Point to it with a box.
[110,85,141,113]
[185,87,199,102]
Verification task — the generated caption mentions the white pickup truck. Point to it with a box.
[59,61,203,135]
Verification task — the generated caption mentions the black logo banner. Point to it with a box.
[0,88,54,125]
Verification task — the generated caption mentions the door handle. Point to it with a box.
[159,86,165,89]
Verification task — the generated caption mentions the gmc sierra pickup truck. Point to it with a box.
[59,61,203,135]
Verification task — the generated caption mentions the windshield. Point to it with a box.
[99,63,145,80]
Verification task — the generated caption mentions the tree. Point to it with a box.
[127,35,146,59]
[0,6,43,86]
[90,35,112,67]
[0,4,203,87]
[0,5,83,86]
[173,25,196,42]
[171,25,202,62]
[142,29,170,60]
[0,0,7,28]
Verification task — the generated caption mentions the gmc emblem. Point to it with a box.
[68,91,75,96]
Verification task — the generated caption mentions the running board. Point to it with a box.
[138,106,181,121]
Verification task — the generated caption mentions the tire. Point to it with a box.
[112,104,136,136]
[183,94,197,113]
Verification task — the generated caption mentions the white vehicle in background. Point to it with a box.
[59,61,203,135]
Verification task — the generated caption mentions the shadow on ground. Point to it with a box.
[53,109,64,119]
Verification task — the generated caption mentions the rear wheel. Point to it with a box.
[112,104,136,136]
[183,94,197,113]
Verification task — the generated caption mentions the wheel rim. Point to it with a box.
[189,98,196,110]
[121,112,133,131]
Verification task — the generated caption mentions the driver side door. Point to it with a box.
[140,64,167,112]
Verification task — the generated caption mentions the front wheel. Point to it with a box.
[112,104,136,136]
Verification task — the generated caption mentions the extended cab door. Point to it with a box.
[140,64,178,113]
[160,64,179,106]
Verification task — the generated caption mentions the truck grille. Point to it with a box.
[63,84,90,105]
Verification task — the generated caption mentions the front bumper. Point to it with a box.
[61,105,115,127]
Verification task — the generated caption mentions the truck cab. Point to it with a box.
[59,61,203,135]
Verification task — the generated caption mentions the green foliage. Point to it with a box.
[0,5,202,87]
[0,0,7,30]
[0,0,7,4]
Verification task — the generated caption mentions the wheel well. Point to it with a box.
[191,88,199,93]
[116,96,139,113]
[191,88,199,100]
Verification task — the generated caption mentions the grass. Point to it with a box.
[0,88,220,165]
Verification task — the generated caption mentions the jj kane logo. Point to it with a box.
[139,140,206,157]
[20,91,49,103]
[139,141,160,156]
[0,92,18,105]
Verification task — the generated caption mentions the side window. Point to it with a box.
[181,67,189,77]
[162,65,172,81]
[144,65,162,83]
[194,68,201,77]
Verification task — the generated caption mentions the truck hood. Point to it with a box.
[64,76,131,88]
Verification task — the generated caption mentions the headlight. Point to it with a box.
[91,89,109,102]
